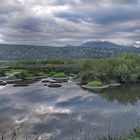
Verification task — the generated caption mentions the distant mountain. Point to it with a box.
[80,41,134,49]
[65,44,74,47]
[0,42,139,60]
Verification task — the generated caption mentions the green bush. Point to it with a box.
[0,70,5,77]
[81,53,140,83]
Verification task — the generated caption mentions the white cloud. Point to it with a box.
[136,41,140,44]
[0,0,139,46]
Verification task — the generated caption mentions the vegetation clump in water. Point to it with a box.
[51,72,66,78]
[88,80,103,86]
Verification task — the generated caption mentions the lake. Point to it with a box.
[0,79,140,140]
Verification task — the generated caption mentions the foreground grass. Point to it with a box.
[122,128,140,140]
[2,127,140,140]
[99,127,140,140]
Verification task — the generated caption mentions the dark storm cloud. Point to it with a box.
[110,0,139,5]
[55,3,140,24]
[12,16,57,33]
[93,7,140,24]
[80,0,139,5]
[0,15,7,25]
[0,5,21,15]
[55,11,84,23]
[51,0,80,5]
[0,0,139,46]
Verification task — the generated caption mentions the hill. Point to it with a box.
[80,41,134,49]
[0,42,139,60]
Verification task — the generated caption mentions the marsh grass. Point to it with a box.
[88,80,103,86]
[1,124,140,140]
[52,72,66,78]
[77,114,140,140]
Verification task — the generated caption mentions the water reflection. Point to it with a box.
[99,83,140,105]
[0,81,140,139]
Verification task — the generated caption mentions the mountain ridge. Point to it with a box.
[0,41,139,60]
[80,41,135,49]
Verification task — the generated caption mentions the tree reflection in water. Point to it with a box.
[99,83,140,105]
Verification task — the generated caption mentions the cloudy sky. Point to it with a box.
[0,0,140,46]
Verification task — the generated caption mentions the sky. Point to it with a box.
[0,0,140,46]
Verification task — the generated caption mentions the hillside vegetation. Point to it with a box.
[0,42,139,60]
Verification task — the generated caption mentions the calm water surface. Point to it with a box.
[0,80,140,139]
